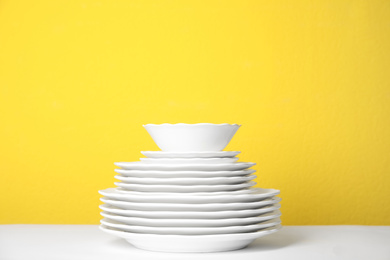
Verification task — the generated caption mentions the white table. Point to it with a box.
[0,225,389,260]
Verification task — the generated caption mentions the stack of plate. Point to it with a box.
[99,123,281,253]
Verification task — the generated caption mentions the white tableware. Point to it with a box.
[115,187,256,196]
[114,175,256,185]
[99,224,282,253]
[143,123,240,152]
[115,181,256,193]
[101,218,281,235]
[114,169,256,178]
[101,210,281,227]
[99,187,279,203]
[100,196,281,211]
[139,157,239,164]
[114,162,256,171]
[141,151,241,158]
[99,203,281,219]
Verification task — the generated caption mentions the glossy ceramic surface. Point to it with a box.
[141,151,241,158]
[100,196,281,211]
[114,181,256,192]
[99,203,281,219]
[101,218,281,235]
[139,157,239,164]
[99,187,279,203]
[114,162,256,171]
[143,123,240,152]
[100,210,281,227]
[99,224,282,253]
[114,169,256,178]
[113,174,256,185]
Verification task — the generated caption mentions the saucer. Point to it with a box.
[114,162,256,171]
[141,151,241,158]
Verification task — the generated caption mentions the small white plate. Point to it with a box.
[99,203,281,219]
[99,224,282,253]
[114,169,256,178]
[114,175,256,185]
[101,210,281,227]
[101,218,281,235]
[141,151,241,158]
[114,162,256,171]
[139,157,239,164]
[100,196,281,211]
[99,187,279,203]
[115,181,256,192]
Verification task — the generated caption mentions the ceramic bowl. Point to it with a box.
[143,123,241,151]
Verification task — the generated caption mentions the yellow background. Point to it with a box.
[1,0,389,225]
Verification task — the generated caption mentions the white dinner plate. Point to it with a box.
[115,187,257,196]
[139,157,239,164]
[114,162,256,171]
[141,151,241,158]
[99,224,282,253]
[100,196,281,211]
[114,175,256,185]
[101,210,281,227]
[101,218,281,235]
[115,181,256,192]
[114,169,256,178]
[99,203,281,219]
[99,187,279,203]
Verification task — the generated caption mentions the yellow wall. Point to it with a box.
[1,0,389,225]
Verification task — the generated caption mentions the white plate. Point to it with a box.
[99,187,279,203]
[99,224,282,253]
[115,181,256,192]
[99,203,281,219]
[114,169,256,178]
[101,218,281,235]
[139,157,239,164]
[101,210,281,227]
[114,175,256,185]
[141,151,241,158]
[115,187,257,196]
[114,162,256,171]
[100,196,281,211]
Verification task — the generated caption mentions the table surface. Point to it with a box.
[0,225,389,260]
